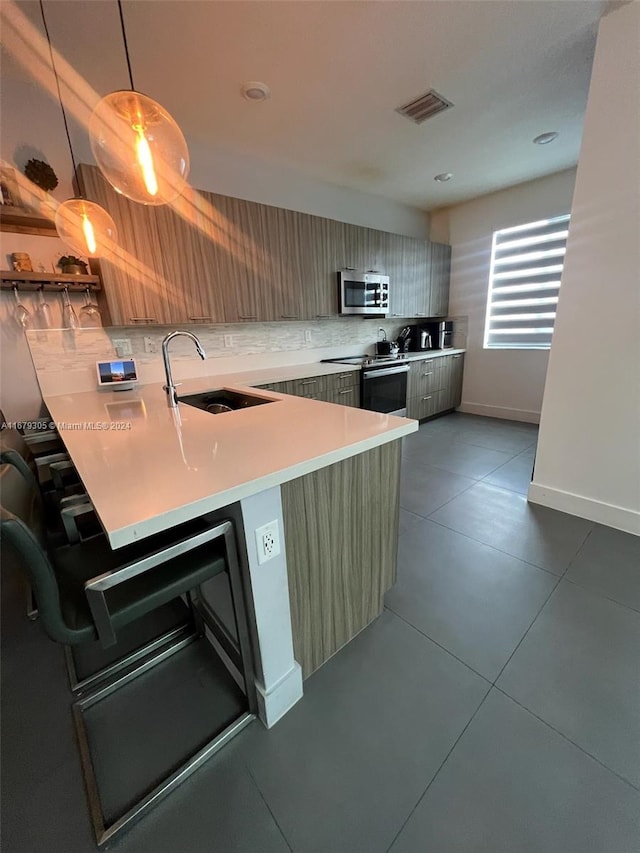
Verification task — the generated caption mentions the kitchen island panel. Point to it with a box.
[281,440,401,678]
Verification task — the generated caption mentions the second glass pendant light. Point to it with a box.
[55,198,118,258]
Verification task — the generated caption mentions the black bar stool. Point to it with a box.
[0,462,257,846]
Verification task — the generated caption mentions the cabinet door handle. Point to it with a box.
[391,313,403,317]
[188,316,212,322]
[453,355,462,358]
[338,388,353,395]
[422,395,432,400]
[130,317,158,323]
[281,314,298,319]
[423,371,433,376]
[238,314,257,320]
[415,312,426,316]
[301,379,318,386]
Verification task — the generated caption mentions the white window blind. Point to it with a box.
[484,213,570,349]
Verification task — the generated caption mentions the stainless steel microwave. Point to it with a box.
[338,271,390,316]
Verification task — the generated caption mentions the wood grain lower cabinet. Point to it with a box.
[281,441,401,678]
[407,353,464,420]
[447,353,464,409]
[256,370,360,407]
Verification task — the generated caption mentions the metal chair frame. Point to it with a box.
[71,519,258,847]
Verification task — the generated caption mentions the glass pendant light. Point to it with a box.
[40,1,118,258]
[55,198,117,258]
[88,1,189,205]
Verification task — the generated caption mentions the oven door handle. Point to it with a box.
[363,365,410,380]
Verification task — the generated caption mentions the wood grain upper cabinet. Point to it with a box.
[413,240,431,319]
[152,187,226,324]
[77,164,177,325]
[203,193,276,323]
[301,214,341,319]
[259,204,304,321]
[385,234,421,318]
[429,241,452,317]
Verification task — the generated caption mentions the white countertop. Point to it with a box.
[167,350,466,391]
[46,376,417,549]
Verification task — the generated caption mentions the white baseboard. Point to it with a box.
[254,662,303,728]
[528,482,640,536]
[458,401,540,424]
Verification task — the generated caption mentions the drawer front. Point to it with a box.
[329,371,359,390]
[327,385,361,407]
[410,359,444,397]
[291,375,329,397]
[408,392,437,420]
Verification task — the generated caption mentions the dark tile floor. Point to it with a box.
[2,412,639,852]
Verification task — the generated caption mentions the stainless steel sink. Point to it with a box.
[178,389,275,415]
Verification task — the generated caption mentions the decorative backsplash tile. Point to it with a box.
[25,317,417,395]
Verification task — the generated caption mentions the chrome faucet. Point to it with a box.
[162,331,206,408]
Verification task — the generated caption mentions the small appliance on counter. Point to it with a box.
[406,320,454,351]
[397,326,412,353]
[375,328,399,357]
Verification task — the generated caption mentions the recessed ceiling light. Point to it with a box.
[533,132,559,145]
[434,172,453,183]
[241,81,271,102]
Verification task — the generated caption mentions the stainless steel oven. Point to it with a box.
[361,361,409,416]
[338,271,389,316]
[323,355,409,417]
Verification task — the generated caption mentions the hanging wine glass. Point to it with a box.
[12,286,32,330]
[36,287,53,329]
[61,286,79,330]
[79,287,102,327]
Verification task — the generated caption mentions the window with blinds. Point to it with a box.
[484,213,570,349]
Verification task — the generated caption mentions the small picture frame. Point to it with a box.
[0,164,23,209]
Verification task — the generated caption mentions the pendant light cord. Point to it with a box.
[117,0,136,91]
[39,0,78,181]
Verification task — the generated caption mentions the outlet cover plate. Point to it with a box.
[113,338,132,357]
[255,519,281,565]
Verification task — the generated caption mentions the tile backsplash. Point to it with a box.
[26,318,420,396]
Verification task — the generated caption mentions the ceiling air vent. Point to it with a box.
[395,89,453,125]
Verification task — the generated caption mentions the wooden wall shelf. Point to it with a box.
[0,207,57,235]
[0,271,101,291]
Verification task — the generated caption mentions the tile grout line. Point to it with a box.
[561,575,640,615]
[423,515,562,578]
[400,475,480,521]
[492,685,640,792]
[383,684,493,853]
[489,528,594,687]
[383,604,492,685]
[243,761,295,853]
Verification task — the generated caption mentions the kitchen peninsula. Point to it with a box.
[44,375,417,726]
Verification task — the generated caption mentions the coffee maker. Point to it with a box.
[406,321,454,351]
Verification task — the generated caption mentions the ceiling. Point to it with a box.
[6,1,607,211]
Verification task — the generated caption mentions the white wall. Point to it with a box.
[444,169,577,422]
[529,3,640,535]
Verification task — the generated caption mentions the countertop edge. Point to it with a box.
[106,419,416,549]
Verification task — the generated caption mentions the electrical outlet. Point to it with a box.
[304,330,312,343]
[112,338,132,357]
[255,520,281,565]
[224,334,234,348]
[143,336,156,354]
